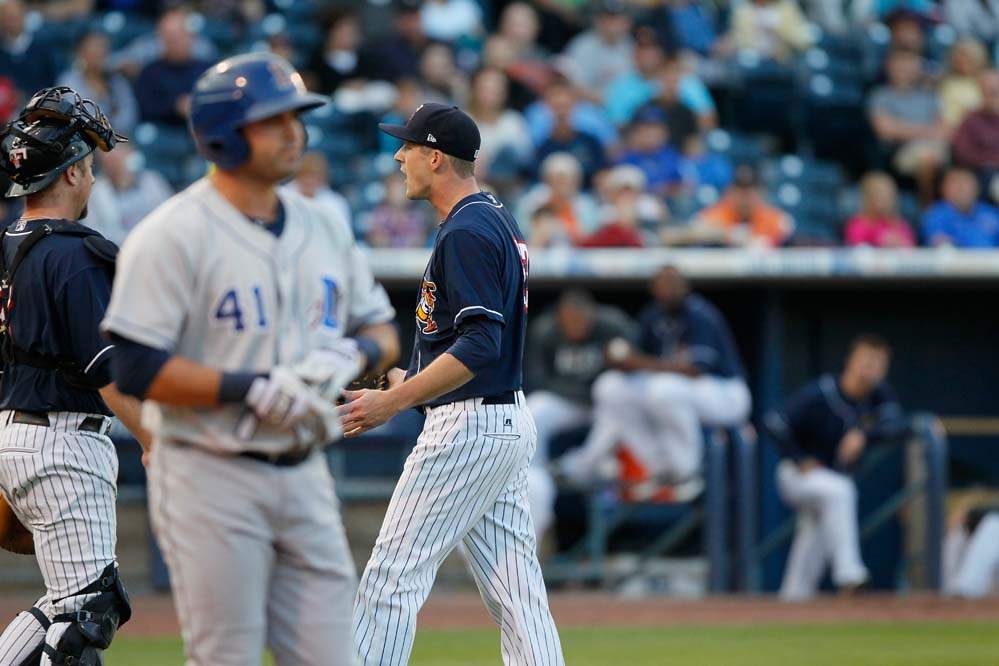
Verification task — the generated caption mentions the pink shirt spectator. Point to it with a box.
[845,215,916,248]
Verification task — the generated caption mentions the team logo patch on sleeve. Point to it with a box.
[416,279,439,333]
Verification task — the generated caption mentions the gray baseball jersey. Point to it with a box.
[101,178,394,454]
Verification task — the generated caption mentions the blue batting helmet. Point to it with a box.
[188,52,328,170]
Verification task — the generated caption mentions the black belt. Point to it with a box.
[481,390,518,405]
[11,410,108,434]
[170,439,314,467]
[238,449,313,467]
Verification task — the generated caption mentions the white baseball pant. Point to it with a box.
[777,461,869,600]
[0,411,117,666]
[353,393,564,666]
[148,441,358,666]
[947,512,999,598]
[561,371,751,483]
[524,391,591,540]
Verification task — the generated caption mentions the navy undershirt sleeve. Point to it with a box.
[447,316,502,373]
[108,333,171,399]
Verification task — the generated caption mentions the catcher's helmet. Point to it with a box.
[0,87,127,198]
[189,52,329,170]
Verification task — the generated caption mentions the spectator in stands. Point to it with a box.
[362,171,432,248]
[86,144,173,246]
[579,174,648,248]
[767,334,906,601]
[844,172,916,248]
[939,39,988,129]
[0,0,60,97]
[563,0,635,104]
[725,0,814,63]
[282,151,352,231]
[418,42,469,106]
[519,152,601,244]
[952,70,999,200]
[378,77,424,155]
[525,290,636,541]
[533,82,608,186]
[309,9,372,95]
[922,167,999,247]
[693,164,794,248]
[633,59,703,146]
[363,0,427,82]
[615,106,683,195]
[528,205,573,248]
[107,6,217,78]
[467,67,533,185]
[605,32,717,129]
[653,0,721,57]
[679,133,733,192]
[868,49,948,206]
[59,31,139,136]
[419,0,483,43]
[594,164,669,231]
[526,71,618,149]
[134,8,212,126]
[557,266,750,499]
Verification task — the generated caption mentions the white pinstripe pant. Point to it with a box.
[353,393,564,666]
[0,411,118,665]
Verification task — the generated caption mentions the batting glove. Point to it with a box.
[245,366,319,429]
[293,339,365,402]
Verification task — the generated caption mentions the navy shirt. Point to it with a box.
[766,374,907,471]
[636,294,745,379]
[0,218,115,415]
[406,191,528,407]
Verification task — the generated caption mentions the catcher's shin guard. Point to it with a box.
[41,563,132,666]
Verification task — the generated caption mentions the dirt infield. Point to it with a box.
[3,593,998,637]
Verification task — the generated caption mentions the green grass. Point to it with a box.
[106,622,999,665]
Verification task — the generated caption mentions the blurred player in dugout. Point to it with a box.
[555,266,751,499]
[524,289,635,541]
[766,334,908,601]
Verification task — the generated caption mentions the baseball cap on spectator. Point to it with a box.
[379,102,481,162]
[630,105,668,127]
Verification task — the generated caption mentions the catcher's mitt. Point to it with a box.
[337,373,388,405]
[0,493,33,554]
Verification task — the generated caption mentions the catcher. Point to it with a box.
[0,87,147,666]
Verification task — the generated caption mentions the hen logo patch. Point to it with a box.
[416,279,439,334]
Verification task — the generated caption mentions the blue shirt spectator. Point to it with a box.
[922,168,999,248]
[134,9,212,126]
[661,1,719,56]
[616,107,683,191]
[605,70,716,127]
[525,81,618,148]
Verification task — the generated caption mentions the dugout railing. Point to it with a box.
[742,413,948,593]
[540,428,732,593]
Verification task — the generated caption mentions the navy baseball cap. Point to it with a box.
[379,102,481,162]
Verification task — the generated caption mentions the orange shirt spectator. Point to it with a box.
[695,165,793,247]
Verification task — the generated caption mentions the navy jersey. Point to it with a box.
[636,294,745,379]
[766,374,907,471]
[0,218,114,414]
[406,191,529,406]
